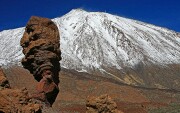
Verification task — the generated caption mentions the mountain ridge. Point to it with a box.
[1,9,180,69]
[1,9,180,90]
[54,9,180,69]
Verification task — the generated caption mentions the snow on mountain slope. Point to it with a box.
[0,28,24,66]
[1,9,180,71]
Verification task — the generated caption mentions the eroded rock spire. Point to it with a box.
[20,16,61,106]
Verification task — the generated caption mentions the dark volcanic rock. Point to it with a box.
[20,16,61,106]
[86,94,123,113]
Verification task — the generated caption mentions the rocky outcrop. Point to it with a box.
[0,67,10,88]
[0,88,42,113]
[0,68,42,113]
[86,94,123,113]
[20,16,61,106]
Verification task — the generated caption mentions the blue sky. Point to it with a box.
[0,0,180,32]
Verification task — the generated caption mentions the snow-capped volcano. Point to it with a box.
[1,9,180,70]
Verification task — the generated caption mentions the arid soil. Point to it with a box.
[2,66,180,113]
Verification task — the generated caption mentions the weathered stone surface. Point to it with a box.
[0,67,42,113]
[86,94,123,113]
[32,75,59,106]
[20,16,61,106]
[0,88,42,113]
[0,67,10,88]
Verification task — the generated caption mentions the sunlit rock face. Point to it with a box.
[20,16,61,106]
[0,67,10,88]
[86,94,124,113]
[0,67,42,113]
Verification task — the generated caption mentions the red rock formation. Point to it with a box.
[20,16,61,106]
[0,68,42,113]
[0,67,10,88]
[86,94,123,113]
[0,88,42,113]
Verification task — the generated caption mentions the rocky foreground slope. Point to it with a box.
[0,68,42,113]
[2,66,180,113]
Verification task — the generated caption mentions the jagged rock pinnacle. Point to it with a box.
[20,16,61,106]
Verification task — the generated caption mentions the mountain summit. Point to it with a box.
[1,9,180,89]
[55,9,180,70]
[1,9,180,68]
